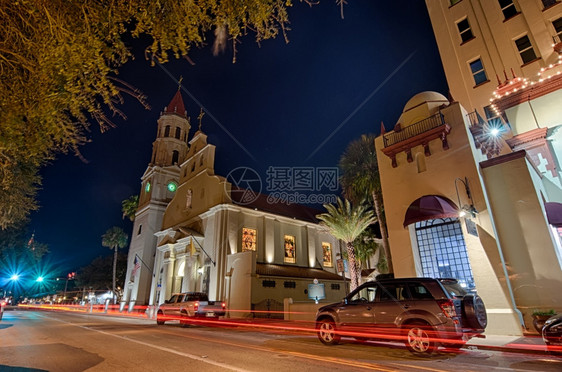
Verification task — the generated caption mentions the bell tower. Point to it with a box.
[123,88,191,309]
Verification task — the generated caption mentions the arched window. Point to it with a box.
[175,127,181,139]
[164,125,171,137]
[172,150,179,164]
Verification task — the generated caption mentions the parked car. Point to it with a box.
[156,292,226,327]
[315,277,487,355]
[542,312,562,355]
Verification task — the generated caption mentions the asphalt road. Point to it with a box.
[0,309,561,371]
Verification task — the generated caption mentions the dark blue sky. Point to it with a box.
[29,1,448,271]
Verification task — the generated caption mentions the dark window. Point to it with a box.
[499,0,518,20]
[554,18,562,43]
[283,281,296,288]
[175,127,181,139]
[137,225,142,235]
[469,58,488,85]
[331,283,340,290]
[172,150,179,164]
[515,35,538,64]
[262,280,276,288]
[164,125,171,137]
[542,0,559,9]
[484,105,497,119]
[457,18,474,43]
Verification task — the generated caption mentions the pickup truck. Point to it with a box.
[156,292,226,326]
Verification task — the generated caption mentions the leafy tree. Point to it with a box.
[339,134,393,273]
[122,195,139,222]
[101,226,128,304]
[76,253,127,292]
[0,0,311,230]
[316,198,376,291]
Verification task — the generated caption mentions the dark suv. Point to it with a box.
[315,277,487,355]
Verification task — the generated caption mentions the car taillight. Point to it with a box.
[221,302,226,309]
[194,302,199,311]
[438,299,456,318]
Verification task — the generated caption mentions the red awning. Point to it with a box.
[545,202,562,227]
[403,195,459,227]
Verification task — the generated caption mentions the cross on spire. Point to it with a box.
[197,108,205,132]
[178,75,183,91]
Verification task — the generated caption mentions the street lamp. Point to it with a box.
[10,274,19,281]
[36,276,44,283]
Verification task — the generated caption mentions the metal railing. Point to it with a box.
[383,112,446,147]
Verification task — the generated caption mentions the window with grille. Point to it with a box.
[469,58,488,86]
[415,218,475,290]
[515,35,538,64]
[457,18,474,43]
[498,0,518,20]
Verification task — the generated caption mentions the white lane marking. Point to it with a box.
[39,313,250,372]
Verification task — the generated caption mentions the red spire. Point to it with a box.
[380,121,386,135]
[164,90,186,117]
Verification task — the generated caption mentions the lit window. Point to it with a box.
[457,18,474,43]
[515,35,538,64]
[242,228,257,252]
[498,0,518,20]
[284,235,296,263]
[415,218,476,290]
[322,242,333,267]
[469,58,488,86]
[145,182,151,193]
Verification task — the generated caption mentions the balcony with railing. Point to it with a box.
[381,112,451,168]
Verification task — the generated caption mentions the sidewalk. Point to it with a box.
[465,333,552,355]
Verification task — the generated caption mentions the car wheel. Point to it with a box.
[462,295,487,330]
[403,322,438,355]
[156,311,165,325]
[180,311,191,328]
[317,318,340,345]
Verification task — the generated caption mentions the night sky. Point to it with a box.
[28,1,448,272]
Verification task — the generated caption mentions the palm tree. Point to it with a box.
[121,195,139,222]
[317,198,376,291]
[101,226,128,304]
[339,134,393,273]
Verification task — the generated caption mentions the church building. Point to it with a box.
[122,89,344,318]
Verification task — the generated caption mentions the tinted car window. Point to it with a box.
[409,283,433,300]
[168,295,179,303]
[379,283,411,301]
[349,284,377,303]
[439,279,468,298]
